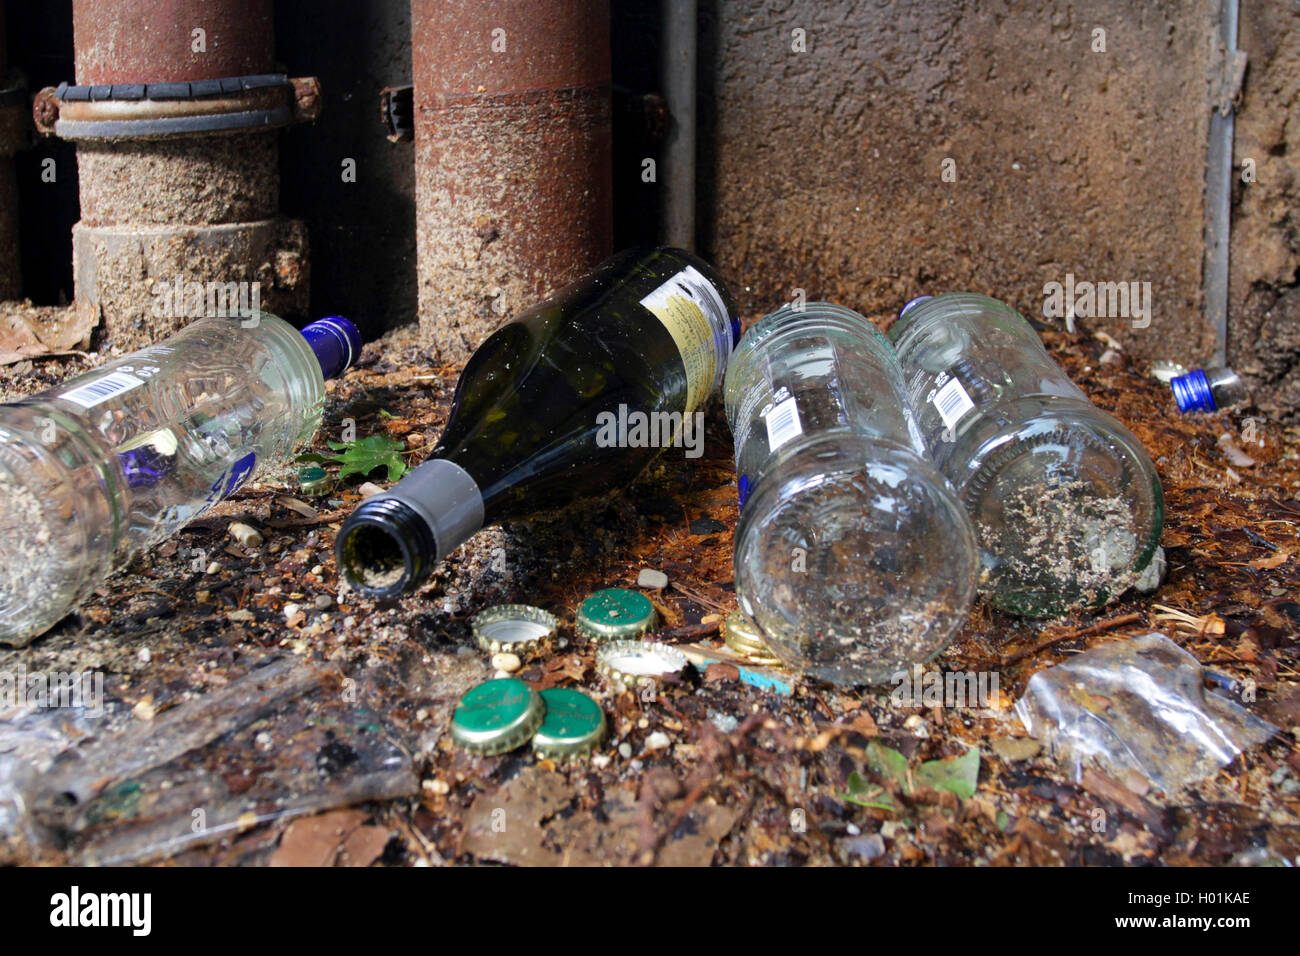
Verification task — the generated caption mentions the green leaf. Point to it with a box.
[864,741,910,787]
[842,771,901,811]
[331,434,408,482]
[915,747,980,800]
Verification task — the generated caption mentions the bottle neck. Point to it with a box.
[335,458,485,596]
[300,315,362,380]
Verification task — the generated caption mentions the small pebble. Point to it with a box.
[206,561,221,575]
[422,779,450,795]
[137,648,151,664]
[314,594,332,610]
[358,482,384,498]
[618,742,633,759]
[646,731,671,750]
[840,833,886,861]
[493,669,511,679]
[591,754,611,769]
[637,568,669,590]
[283,603,301,620]
[990,736,1041,762]
[132,698,156,721]
[228,522,263,548]
[710,713,739,733]
[491,652,521,673]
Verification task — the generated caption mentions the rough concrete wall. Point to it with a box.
[1228,1,1300,423]
[703,0,1213,359]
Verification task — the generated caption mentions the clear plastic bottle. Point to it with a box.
[724,302,977,686]
[0,313,361,645]
[889,293,1163,617]
[1169,366,1248,412]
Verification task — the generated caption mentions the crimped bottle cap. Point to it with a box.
[723,609,779,663]
[298,464,333,495]
[576,588,658,641]
[532,688,606,761]
[597,640,688,691]
[472,604,558,654]
[450,678,543,755]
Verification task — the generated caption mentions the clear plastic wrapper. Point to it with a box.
[1014,633,1277,792]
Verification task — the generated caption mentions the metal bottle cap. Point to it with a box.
[450,678,544,755]
[472,604,558,654]
[532,688,606,761]
[723,609,779,663]
[298,464,333,495]
[597,640,688,691]
[576,588,658,641]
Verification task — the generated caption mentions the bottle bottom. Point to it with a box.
[961,414,1163,617]
[734,436,977,686]
[0,436,93,645]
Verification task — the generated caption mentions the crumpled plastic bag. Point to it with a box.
[1015,633,1277,793]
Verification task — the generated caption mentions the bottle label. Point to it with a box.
[931,375,975,430]
[761,388,803,452]
[639,265,729,414]
[194,452,258,518]
[57,370,146,408]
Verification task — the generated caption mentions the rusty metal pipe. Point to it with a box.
[412,0,613,363]
[60,0,311,348]
[72,0,274,85]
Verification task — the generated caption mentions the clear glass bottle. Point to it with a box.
[1170,366,1248,412]
[0,313,361,645]
[889,293,1164,617]
[724,302,977,686]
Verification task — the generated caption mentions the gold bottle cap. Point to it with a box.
[472,604,558,654]
[723,610,780,663]
[597,640,688,692]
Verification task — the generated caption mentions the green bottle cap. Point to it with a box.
[597,640,688,692]
[576,588,658,641]
[298,464,333,495]
[723,610,779,664]
[472,604,558,654]
[532,688,606,761]
[450,678,544,755]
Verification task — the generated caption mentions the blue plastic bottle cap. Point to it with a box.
[301,315,363,380]
[1170,368,1216,413]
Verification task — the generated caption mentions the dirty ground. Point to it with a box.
[1,309,1297,867]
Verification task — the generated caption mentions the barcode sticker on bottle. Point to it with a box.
[763,395,803,452]
[931,376,974,430]
[56,370,145,409]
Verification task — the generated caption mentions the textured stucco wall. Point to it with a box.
[1229,0,1300,423]
[702,0,1214,360]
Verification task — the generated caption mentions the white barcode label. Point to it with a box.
[57,370,145,409]
[932,377,974,430]
[763,395,803,452]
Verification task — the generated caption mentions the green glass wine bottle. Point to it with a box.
[336,247,738,596]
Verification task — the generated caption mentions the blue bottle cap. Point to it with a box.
[1170,368,1216,413]
[301,315,362,380]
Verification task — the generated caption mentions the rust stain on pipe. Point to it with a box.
[73,0,274,84]
[413,0,613,364]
